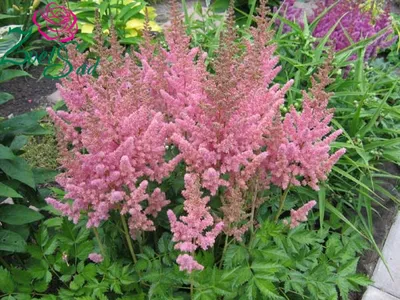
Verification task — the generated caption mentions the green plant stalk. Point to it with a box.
[274,186,291,222]
[249,178,259,235]
[93,227,106,257]
[246,0,257,28]
[190,273,194,299]
[120,214,138,264]
[219,234,229,269]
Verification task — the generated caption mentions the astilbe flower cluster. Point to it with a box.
[47,0,345,272]
[278,0,396,60]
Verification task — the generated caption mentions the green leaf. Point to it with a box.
[0,110,49,136]
[0,266,15,294]
[0,157,35,188]
[0,204,43,225]
[33,168,58,184]
[339,258,358,277]
[347,274,373,286]
[0,92,13,105]
[10,135,28,151]
[82,263,96,281]
[0,145,16,160]
[0,15,18,20]
[0,182,22,198]
[0,229,27,252]
[0,69,32,84]
[254,278,282,299]
[223,244,249,268]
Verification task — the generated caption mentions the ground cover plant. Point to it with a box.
[0,0,399,299]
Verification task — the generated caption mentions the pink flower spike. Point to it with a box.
[289,200,317,229]
[88,253,103,263]
[176,254,204,273]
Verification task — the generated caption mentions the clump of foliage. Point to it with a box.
[68,0,161,48]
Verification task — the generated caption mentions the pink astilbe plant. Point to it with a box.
[47,0,346,273]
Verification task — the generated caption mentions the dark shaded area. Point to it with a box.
[0,66,58,118]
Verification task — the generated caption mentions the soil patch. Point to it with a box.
[0,66,58,118]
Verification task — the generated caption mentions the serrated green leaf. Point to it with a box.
[254,278,282,299]
[0,266,15,294]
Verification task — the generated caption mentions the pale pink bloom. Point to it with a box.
[289,200,317,229]
[176,254,204,273]
[88,253,103,263]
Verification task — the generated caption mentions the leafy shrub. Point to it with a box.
[68,0,161,48]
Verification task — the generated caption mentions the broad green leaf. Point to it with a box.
[0,25,23,58]
[0,110,49,136]
[0,157,35,188]
[0,69,32,83]
[0,92,13,105]
[0,144,16,160]
[0,229,27,252]
[0,182,22,198]
[0,204,43,225]
[10,135,28,151]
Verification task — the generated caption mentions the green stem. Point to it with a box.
[246,0,257,28]
[249,178,259,235]
[190,273,194,299]
[218,234,229,269]
[120,214,138,264]
[93,227,106,257]
[274,186,291,223]
[0,256,10,270]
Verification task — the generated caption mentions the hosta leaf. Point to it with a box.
[0,204,43,225]
[0,144,16,160]
[0,182,22,198]
[0,229,26,252]
[0,92,13,105]
[0,157,35,188]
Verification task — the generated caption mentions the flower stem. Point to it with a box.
[249,178,259,235]
[274,186,291,223]
[218,234,229,269]
[120,214,138,264]
[93,227,105,257]
[190,273,194,299]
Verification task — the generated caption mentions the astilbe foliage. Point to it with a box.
[47,0,345,272]
[278,0,396,60]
